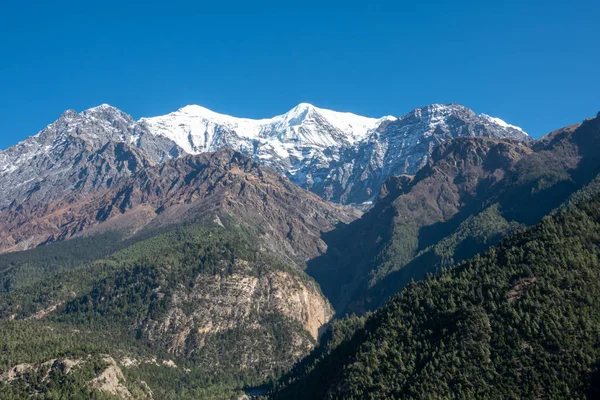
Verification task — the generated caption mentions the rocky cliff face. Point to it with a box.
[0,216,338,386]
[144,269,334,365]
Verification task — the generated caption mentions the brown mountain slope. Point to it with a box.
[0,148,359,263]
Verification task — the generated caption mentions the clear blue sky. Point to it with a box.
[1,0,598,148]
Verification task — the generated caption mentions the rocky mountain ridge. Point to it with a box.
[0,105,182,211]
[0,148,358,259]
[0,102,530,210]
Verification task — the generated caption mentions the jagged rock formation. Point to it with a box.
[0,105,182,211]
[0,355,138,398]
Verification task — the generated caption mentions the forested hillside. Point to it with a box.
[0,215,333,398]
[272,193,600,399]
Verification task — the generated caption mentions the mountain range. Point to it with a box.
[0,102,529,254]
[1,102,598,400]
[0,103,528,215]
[139,102,529,205]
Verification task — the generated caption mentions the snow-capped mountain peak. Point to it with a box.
[84,103,118,112]
[480,114,527,135]
[139,103,393,155]
[392,103,529,140]
[297,104,396,140]
[0,102,531,209]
